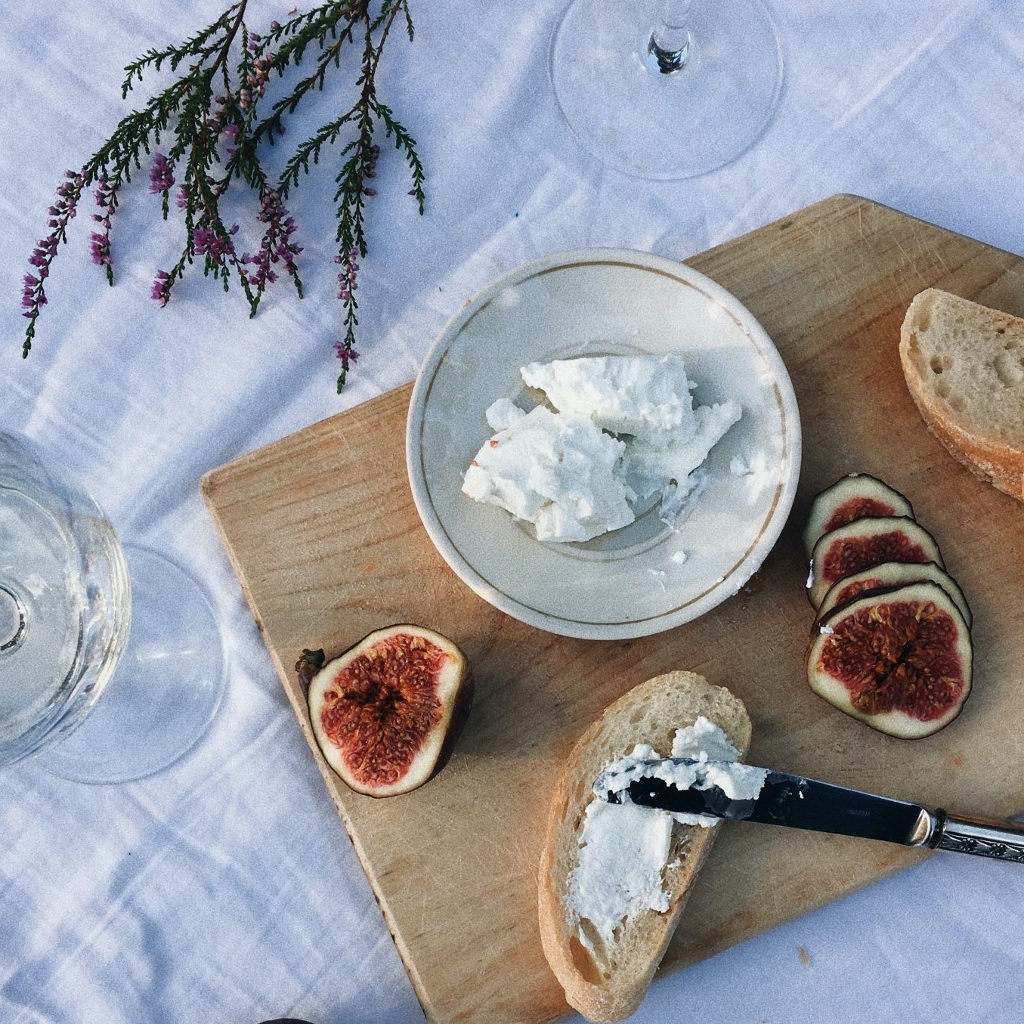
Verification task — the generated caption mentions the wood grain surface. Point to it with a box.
[201,195,1024,1024]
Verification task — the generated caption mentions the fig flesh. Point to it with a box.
[806,516,943,609]
[815,559,973,630]
[802,473,915,559]
[807,581,973,738]
[306,624,472,797]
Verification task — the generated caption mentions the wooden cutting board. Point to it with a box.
[201,194,1024,1024]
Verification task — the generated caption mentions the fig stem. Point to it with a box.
[295,648,326,691]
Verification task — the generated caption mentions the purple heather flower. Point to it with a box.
[241,186,302,291]
[151,269,172,306]
[236,45,273,113]
[149,152,174,194]
[21,171,85,350]
[192,223,236,265]
[192,226,214,251]
[89,176,117,276]
[335,247,359,302]
[22,276,47,308]
[333,342,360,370]
[89,232,111,267]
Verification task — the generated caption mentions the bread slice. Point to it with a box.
[537,671,752,1022]
[900,288,1024,501]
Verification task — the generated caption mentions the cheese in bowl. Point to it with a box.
[405,248,800,639]
[462,354,741,543]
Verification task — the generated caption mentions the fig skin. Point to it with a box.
[806,515,943,609]
[807,581,973,739]
[814,559,973,630]
[802,473,915,559]
[305,624,473,798]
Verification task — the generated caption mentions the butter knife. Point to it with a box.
[594,759,1024,862]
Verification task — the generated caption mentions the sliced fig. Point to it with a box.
[807,581,973,739]
[802,474,915,559]
[806,516,944,609]
[306,624,472,797]
[815,560,973,630]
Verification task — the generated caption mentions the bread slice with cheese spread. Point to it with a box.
[900,288,1024,502]
[537,671,752,1022]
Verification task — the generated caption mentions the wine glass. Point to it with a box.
[550,0,783,179]
[0,430,225,784]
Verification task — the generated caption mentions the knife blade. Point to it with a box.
[594,758,1024,861]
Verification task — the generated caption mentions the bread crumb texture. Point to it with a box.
[902,289,1024,442]
[900,288,1024,500]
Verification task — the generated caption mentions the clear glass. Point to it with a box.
[550,0,784,179]
[0,431,225,783]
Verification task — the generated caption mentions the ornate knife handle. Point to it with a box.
[928,810,1024,862]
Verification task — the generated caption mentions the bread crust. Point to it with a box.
[537,672,751,1022]
[899,289,1024,502]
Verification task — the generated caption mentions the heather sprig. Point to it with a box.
[21,0,423,394]
[240,185,302,291]
[22,170,86,349]
[89,177,118,282]
[275,0,423,391]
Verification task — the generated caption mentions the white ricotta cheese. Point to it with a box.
[672,716,744,763]
[463,355,742,542]
[520,354,695,436]
[597,718,767,826]
[622,401,742,514]
[568,799,674,950]
[461,402,636,542]
[567,717,767,948]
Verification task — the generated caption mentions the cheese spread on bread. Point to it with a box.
[599,717,768,817]
[567,717,765,949]
[462,355,741,542]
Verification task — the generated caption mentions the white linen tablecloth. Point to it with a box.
[3,1,1024,1021]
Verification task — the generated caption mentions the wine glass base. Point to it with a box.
[38,547,225,784]
[551,0,784,179]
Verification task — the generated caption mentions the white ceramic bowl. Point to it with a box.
[406,249,801,640]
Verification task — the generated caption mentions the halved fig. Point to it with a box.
[802,474,915,559]
[815,559,973,629]
[305,624,472,797]
[807,581,972,738]
[806,516,943,608]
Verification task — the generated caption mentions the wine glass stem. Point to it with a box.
[648,0,692,73]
